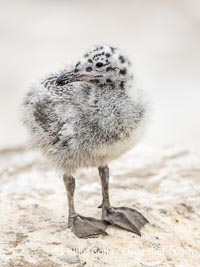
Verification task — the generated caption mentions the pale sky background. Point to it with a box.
[0,0,200,149]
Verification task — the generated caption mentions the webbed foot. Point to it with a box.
[102,206,149,236]
[68,214,108,238]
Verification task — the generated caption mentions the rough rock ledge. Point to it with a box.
[0,145,200,267]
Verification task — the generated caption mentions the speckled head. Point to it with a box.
[56,45,133,88]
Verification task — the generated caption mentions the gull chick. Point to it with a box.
[22,45,150,238]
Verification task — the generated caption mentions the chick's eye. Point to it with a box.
[96,62,103,68]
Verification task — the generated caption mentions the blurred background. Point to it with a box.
[0,0,199,150]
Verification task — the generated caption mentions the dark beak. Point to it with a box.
[56,71,77,85]
[56,70,96,86]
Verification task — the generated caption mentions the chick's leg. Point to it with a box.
[98,165,149,236]
[63,175,107,238]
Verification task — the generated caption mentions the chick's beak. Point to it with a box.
[56,70,96,85]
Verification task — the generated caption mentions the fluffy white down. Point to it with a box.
[21,45,150,175]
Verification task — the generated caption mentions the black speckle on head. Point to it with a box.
[119,55,126,64]
[105,53,111,58]
[88,59,93,63]
[119,68,127,76]
[106,78,112,83]
[86,67,93,72]
[106,66,115,72]
[110,47,116,53]
[93,52,105,59]
[74,68,79,73]
[84,53,89,58]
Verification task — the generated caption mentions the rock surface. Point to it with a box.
[0,145,200,267]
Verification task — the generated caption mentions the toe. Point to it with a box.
[117,207,149,228]
[103,207,148,236]
[72,215,108,238]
